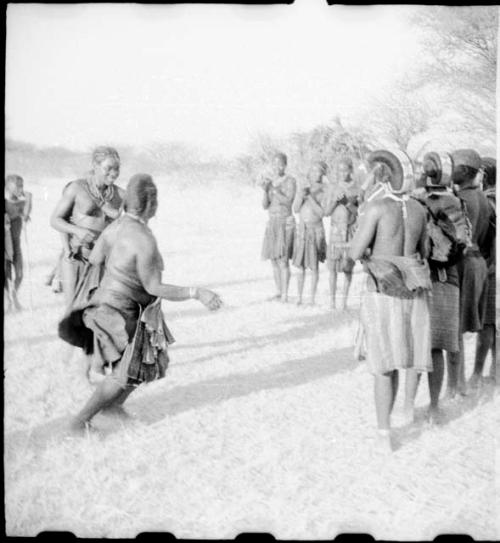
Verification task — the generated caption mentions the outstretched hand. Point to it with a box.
[197,288,223,311]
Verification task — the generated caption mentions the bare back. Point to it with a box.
[96,216,163,305]
[350,196,427,260]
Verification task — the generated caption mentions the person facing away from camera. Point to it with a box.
[58,173,223,432]
[260,152,297,303]
[50,146,124,306]
[344,149,432,452]
[470,156,497,387]
[5,174,32,312]
[291,160,328,306]
[323,156,360,311]
[402,151,468,424]
[446,149,493,398]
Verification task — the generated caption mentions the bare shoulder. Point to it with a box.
[64,179,87,197]
[407,197,425,212]
[126,222,157,251]
[365,198,386,216]
[407,197,427,222]
[285,175,297,188]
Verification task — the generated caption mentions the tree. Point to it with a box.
[366,80,432,157]
[413,6,497,142]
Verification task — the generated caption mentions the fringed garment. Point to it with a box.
[292,221,326,270]
[327,190,358,272]
[261,214,295,261]
[58,268,175,388]
[327,221,357,273]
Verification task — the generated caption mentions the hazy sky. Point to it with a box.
[6,2,422,158]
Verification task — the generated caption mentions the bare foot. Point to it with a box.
[296,299,303,306]
[457,385,468,397]
[427,407,445,426]
[444,387,457,401]
[468,374,482,390]
[401,407,415,426]
[484,375,496,386]
[267,294,281,302]
[101,405,131,419]
[69,418,93,435]
[375,429,393,453]
[280,295,288,303]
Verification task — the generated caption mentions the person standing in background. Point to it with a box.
[324,157,360,310]
[403,151,467,423]
[260,152,297,303]
[292,160,327,305]
[5,174,32,311]
[470,157,496,386]
[446,149,493,398]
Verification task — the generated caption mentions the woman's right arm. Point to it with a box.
[137,237,222,310]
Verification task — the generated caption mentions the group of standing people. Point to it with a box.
[260,146,496,451]
[260,152,361,309]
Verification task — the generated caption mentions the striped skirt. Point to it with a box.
[360,278,432,375]
[430,281,460,352]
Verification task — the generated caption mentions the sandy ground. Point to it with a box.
[4,177,499,538]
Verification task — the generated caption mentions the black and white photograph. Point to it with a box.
[4,2,498,539]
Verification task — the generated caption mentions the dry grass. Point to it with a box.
[4,175,498,538]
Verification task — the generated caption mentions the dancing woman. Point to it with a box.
[59,174,222,431]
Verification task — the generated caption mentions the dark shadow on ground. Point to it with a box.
[170,311,357,369]
[392,382,496,451]
[129,345,358,424]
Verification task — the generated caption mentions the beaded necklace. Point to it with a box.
[85,176,115,207]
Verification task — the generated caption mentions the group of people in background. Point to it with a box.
[4,143,497,449]
[260,147,496,450]
[260,152,360,309]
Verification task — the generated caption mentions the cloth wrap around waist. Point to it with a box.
[68,226,103,262]
[364,254,432,299]
[58,264,175,387]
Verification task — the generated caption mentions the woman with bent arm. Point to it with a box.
[58,174,222,432]
[50,146,124,305]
